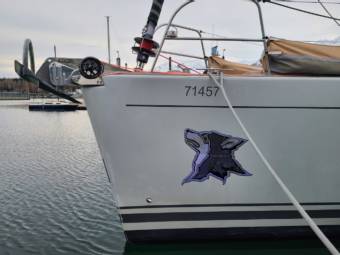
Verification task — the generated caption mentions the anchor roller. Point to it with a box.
[79,57,104,79]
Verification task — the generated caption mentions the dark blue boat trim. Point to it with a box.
[120,202,340,210]
[121,210,340,223]
[125,226,340,243]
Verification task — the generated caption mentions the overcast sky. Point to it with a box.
[1,0,340,77]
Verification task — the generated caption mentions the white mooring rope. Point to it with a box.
[208,72,340,255]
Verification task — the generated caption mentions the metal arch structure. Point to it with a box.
[151,0,271,74]
[22,39,35,74]
[14,39,81,104]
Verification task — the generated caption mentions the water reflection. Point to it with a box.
[0,101,125,255]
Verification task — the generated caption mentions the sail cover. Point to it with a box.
[263,38,340,76]
[208,56,263,76]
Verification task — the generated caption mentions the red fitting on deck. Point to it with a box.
[140,39,153,50]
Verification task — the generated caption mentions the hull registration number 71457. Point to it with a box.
[185,86,220,97]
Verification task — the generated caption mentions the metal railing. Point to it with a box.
[155,23,208,68]
[151,0,271,74]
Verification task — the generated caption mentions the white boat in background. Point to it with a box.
[14,0,340,249]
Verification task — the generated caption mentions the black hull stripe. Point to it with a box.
[120,202,340,210]
[125,226,340,243]
[122,210,340,223]
[126,104,340,109]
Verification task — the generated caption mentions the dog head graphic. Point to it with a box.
[183,129,252,185]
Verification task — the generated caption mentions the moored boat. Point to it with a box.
[82,72,340,243]
[80,0,340,246]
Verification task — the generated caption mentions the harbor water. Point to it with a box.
[0,100,339,255]
[0,101,125,255]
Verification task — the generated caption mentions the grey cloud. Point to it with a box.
[1,0,340,77]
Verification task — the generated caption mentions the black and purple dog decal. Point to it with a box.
[183,129,252,185]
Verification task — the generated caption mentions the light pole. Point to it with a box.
[105,16,111,64]
[54,45,57,59]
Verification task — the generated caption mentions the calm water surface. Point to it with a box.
[0,101,124,255]
[0,100,339,255]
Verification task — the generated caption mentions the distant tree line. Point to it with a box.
[0,78,77,94]
[0,78,39,93]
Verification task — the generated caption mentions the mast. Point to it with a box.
[132,0,164,69]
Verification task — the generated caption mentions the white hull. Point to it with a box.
[82,74,340,242]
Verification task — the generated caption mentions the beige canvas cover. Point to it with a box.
[208,56,263,76]
[263,38,340,75]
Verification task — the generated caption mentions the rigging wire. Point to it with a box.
[275,0,340,4]
[317,0,340,25]
[202,31,263,47]
[159,54,201,74]
[267,0,340,20]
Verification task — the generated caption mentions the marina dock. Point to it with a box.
[29,102,86,111]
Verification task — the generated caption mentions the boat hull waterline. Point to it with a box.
[82,74,340,242]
